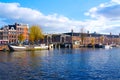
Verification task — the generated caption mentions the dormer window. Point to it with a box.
[11,27,14,30]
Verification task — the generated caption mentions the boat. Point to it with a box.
[116,45,120,48]
[87,44,93,48]
[103,45,112,49]
[34,45,48,50]
[8,44,49,51]
[8,45,26,51]
[95,44,103,48]
[87,43,103,48]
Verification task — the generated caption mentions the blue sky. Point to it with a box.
[0,0,120,34]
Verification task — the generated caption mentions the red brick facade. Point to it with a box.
[0,23,29,44]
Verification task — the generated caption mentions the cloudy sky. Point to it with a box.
[0,0,120,34]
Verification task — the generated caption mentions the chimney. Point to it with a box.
[94,31,96,34]
[110,32,112,35]
[15,22,18,26]
[71,29,73,33]
[87,31,89,34]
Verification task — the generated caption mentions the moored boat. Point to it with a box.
[8,44,49,51]
[8,45,27,51]
[103,45,112,49]
[95,44,103,48]
[116,45,120,48]
[34,46,48,50]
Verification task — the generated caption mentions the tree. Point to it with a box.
[29,25,44,44]
[91,37,95,46]
[100,36,104,44]
[18,34,24,44]
[80,28,86,45]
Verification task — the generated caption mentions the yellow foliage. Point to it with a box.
[29,25,44,43]
[18,34,24,42]
[91,37,95,45]
[100,36,104,43]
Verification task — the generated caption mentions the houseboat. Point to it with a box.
[8,44,51,51]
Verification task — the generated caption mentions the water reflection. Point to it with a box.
[89,49,109,69]
[0,48,120,80]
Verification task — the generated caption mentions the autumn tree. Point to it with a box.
[91,37,95,46]
[18,34,24,44]
[29,25,44,44]
[100,36,104,44]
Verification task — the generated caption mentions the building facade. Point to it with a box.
[43,31,120,48]
[0,23,29,44]
[65,31,120,48]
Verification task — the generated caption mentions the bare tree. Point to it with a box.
[80,28,86,45]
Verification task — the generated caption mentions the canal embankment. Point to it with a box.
[0,45,9,51]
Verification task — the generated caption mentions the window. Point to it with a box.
[11,27,14,30]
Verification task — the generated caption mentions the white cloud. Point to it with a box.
[85,0,120,19]
[0,2,85,33]
[111,0,120,4]
[0,1,120,34]
[100,4,105,8]
[84,0,120,34]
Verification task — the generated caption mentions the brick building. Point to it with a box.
[0,23,29,44]
[43,30,120,48]
[64,31,120,46]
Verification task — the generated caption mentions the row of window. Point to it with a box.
[17,28,24,31]
[9,36,16,38]
[1,32,23,34]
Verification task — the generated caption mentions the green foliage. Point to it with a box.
[29,25,44,43]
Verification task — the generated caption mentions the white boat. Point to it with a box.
[34,46,48,49]
[8,45,26,51]
[8,44,49,51]
[116,45,120,48]
[103,45,112,49]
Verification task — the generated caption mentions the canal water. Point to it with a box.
[0,48,120,80]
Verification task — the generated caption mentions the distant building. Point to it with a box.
[64,31,120,47]
[0,23,29,44]
[43,30,120,48]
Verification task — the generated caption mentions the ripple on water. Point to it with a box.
[0,48,120,80]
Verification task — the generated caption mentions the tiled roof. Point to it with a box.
[64,32,120,38]
[64,32,80,36]
[105,35,119,38]
[8,25,16,30]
